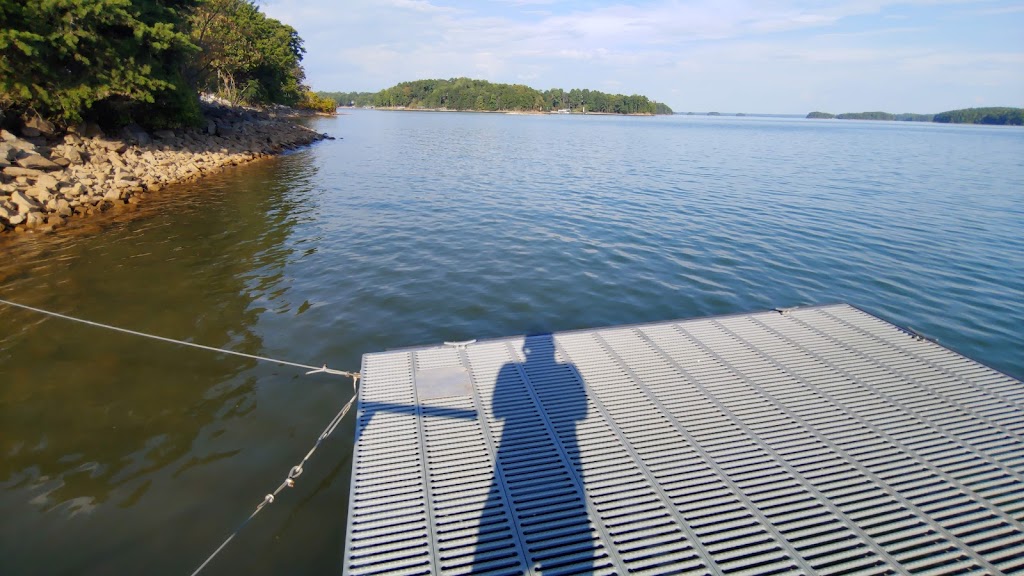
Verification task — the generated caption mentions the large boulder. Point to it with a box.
[4,138,36,156]
[62,147,85,165]
[15,154,62,171]
[10,190,41,213]
[122,123,152,146]
[24,116,56,137]
[95,139,128,154]
[83,123,104,138]
[34,173,59,191]
[2,166,44,178]
[0,143,15,161]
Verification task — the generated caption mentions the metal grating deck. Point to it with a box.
[343,304,1024,575]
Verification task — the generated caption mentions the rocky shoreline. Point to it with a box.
[0,107,332,234]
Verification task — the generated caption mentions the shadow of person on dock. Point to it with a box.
[473,333,599,573]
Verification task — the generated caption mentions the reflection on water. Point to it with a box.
[1,111,1022,575]
[0,153,356,575]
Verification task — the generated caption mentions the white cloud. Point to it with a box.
[261,0,1024,112]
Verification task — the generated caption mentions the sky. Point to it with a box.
[262,0,1024,114]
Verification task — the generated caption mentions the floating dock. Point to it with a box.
[344,304,1024,575]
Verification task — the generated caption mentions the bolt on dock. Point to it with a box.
[344,304,1024,575]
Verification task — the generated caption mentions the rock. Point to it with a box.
[20,126,41,138]
[35,173,59,190]
[56,198,72,216]
[10,190,40,212]
[0,143,16,161]
[0,129,17,142]
[95,139,127,154]
[15,155,62,171]
[8,213,25,225]
[24,116,56,137]
[65,183,84,197]
[205,119,217,135]
[0,204,13,220]
[64,134,83,145]
[153,129,175,140]
[5,138,36,156]
[28,187,53,203]
[122,123,152,146]
[83,123,104,138]
[53,157,71,168]
[3,166,44,178]
[62,148,84,165]
[0,159,8,170]
[25,211,44,227]
[103,189,122,201]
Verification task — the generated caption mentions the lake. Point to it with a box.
[1,110,1021,575]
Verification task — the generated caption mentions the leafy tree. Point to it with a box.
[319,91,375,107]
[364,78,673,114]
[186,0,305,106]
[0,0,199,125]
[933,107,1023,125]
[836,111,896,120]
[297,90,336,113]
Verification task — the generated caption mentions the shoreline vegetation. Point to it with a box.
[318,78,674,115]
[806,107,1024,125]
[1,0,337,235]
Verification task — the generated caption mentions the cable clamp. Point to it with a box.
[444,339,477,349]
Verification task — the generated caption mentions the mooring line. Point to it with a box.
[190,375,359,576]
[0,297,358,379]
[0,297,362,575]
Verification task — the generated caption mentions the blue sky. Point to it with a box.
[262,0,1024,114]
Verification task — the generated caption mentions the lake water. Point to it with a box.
[1,110,1022,575]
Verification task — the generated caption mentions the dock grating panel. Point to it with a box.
[344,304,1024,575]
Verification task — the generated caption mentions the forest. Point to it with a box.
[807,108,1022,125]
[321,78,674,115]
[0,0,334,130]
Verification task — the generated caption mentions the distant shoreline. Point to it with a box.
[343,106,657,117]
[806,107,1023,126]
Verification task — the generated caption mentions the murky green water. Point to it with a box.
[2,111,1022,575]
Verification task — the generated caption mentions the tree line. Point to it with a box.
[807,108,1022,125]
[0,0,331,129]
[320,78,673,115]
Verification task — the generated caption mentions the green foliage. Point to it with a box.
[894,113,933,122]
[933,107,1023,125]
[806,111,835,119]
[836,111,895,120]
[365,78,673,114]
[0,0,199,126]
[814,107,1021,125]
[187,0,305,106]
[319,91,376,107]
[297,90,337,113]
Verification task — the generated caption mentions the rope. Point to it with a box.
[0,297,362,575]
[190,375,359,576]
[0,298,358,379]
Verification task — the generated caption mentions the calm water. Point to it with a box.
[1,111,1022,575]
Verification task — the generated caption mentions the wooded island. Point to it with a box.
[320,78,674,115]
[807,108,1023,125]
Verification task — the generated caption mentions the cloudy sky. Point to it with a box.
[262,0,1024,114]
